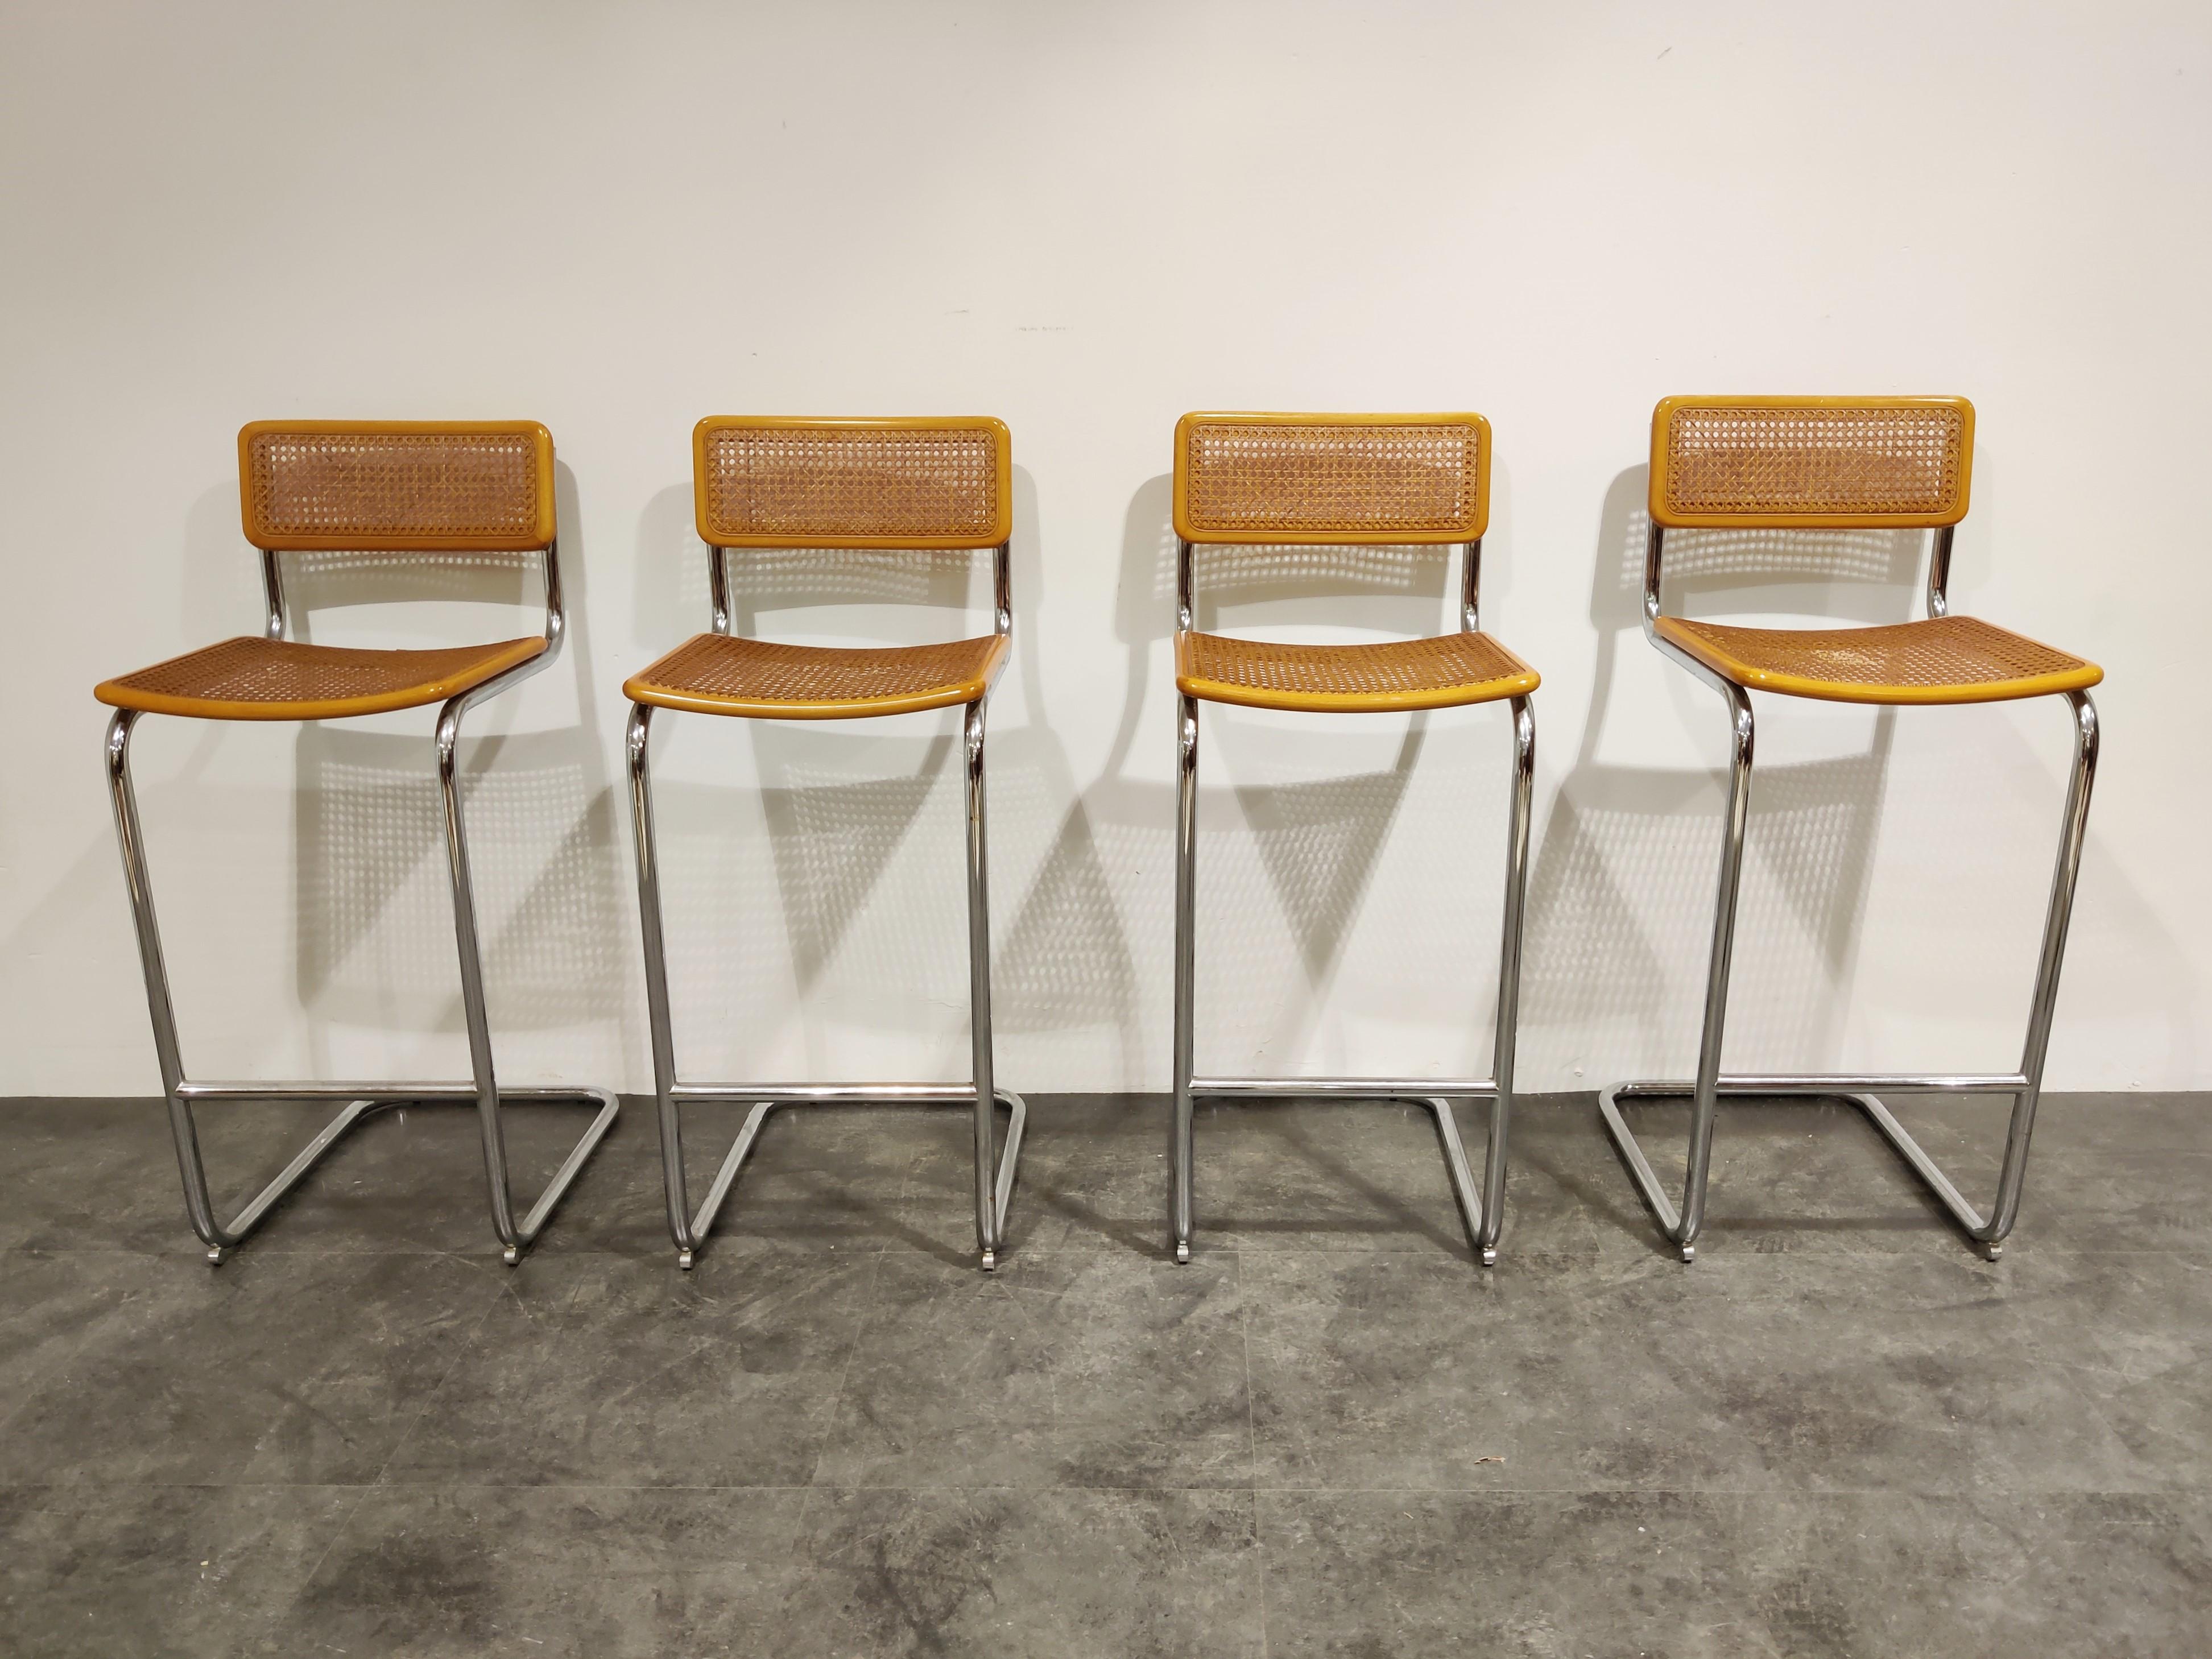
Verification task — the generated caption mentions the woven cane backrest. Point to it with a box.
[1173,413,1490,545]
[1650,397,1973,529]
[694,417,1012,549]
[238,421,556,551]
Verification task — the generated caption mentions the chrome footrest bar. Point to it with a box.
[176,1080,631,1104]
[1595,1082,1687,1248]
[1852,1091,1990,1239]
[687,1102,775,1256]
[162,1083,618,1265]
[1658,1072,2029,1098]
[510,1090,622,1251]
[669,1081,1003,1104]
[197,1097,392,1262]
[665,1088,1028,1271]
[1427,1096,1489,1265]
[1190,1075,1499,1101]
[1600,1077,2015,1260]
[1188,1079,1503,1265]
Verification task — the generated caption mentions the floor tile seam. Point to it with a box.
[1218,1245,2212,1263]
[10,1479,2204,1500]
[0,1243,890,1262]
[1242,1483,2212,1499]
[8,1241,2210,1261]
[784,1244,2207,1267]
[431,1482,1313,1500]
[0,1243,479,1257]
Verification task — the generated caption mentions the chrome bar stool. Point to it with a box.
[95,420,618,1264]
[625,416,1025,1271]
[1601,396,2102,1261]
[1168,412,1539,1265]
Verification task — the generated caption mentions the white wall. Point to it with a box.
[2,0,2206,1101]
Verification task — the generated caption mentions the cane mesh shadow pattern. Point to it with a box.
[296,738,627,1031]
[1631,523,1922,590]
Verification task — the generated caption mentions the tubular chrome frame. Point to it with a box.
[105,533,619,1265]
[626,537,1024,1272]
[1599,518,2099,1261]
[1171,535,1536,1267]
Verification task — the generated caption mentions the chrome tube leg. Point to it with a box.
[1479,694,1536,1264]
[106,711,228,1260]
[963,699,1002,1269]
[627,702,700,1266]
[1981,689,2100,1256]
[436,696,618,1263]
[1676,684,1756,1261]
[435,696,526,1262]
[1170,693,1200,1263]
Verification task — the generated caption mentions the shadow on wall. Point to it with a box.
[945,468,1139,1071]
[618,459,1474,1094]
[629,465,1133,1086]
[1039,475,1513,1087]
[1519,460,2199,1092]
[287,462,636,1079]
[1516,465,1912,1084]
[36,448,2200,1099]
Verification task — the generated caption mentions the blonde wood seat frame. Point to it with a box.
[1168,412,1538,1267]
[624,416,1024,1271]
[1601,395,2103,1261]
[96,420,617,1264]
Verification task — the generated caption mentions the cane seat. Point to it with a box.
[1175,628,1539,713]
[624,631,1007,720]
[95,635,548,722]
[1655,614,2101,706]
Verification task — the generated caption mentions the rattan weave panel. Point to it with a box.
[1659,615,2099,705]
[626,633,1004,719]
[1177,630,1537,713]
[699,426,1004,547]
[1660,404,1967,524]
[95,635,547,720]
[246,430,548,548]
[1179,420,1485,542]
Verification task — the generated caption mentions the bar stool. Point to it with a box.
[1168,412,1539,1265]
[1601,396,2103,1261]
[95,420,619,1264]
[624,416,1025,1271]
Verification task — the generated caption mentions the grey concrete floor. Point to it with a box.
[2,1090,2208,1656]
